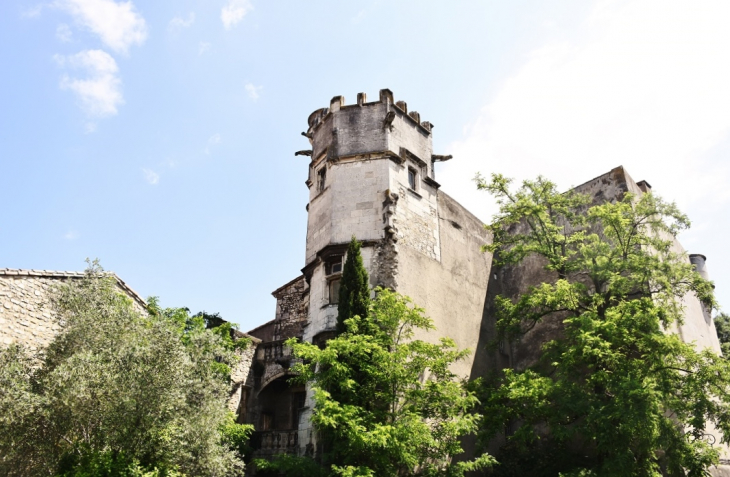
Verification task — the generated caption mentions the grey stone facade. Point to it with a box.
[244,90,494,458]
[244,90,727,472]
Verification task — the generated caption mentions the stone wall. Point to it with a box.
[272,276,309,342]
[0,269,147,350]
[1,269,258,427]
[228,335,260,415]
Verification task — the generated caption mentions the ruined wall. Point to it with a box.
[0,269,147,350]
[228,336,260,415]
[272,276,309,341]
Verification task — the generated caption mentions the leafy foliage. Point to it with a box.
[336,236,370,334]
[714,312,730,357]
[0,262,250,476]
[253,454,329,477]
[475,173,730,476]
[288,288,495,476]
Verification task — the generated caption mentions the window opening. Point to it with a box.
[408,168,417,190]
[317,167,327,192]
[329,278,341,305]
[326,256,343,275]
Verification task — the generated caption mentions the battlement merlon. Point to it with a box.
[304,89,443,179]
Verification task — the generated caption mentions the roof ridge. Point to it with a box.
[0,268,86,277]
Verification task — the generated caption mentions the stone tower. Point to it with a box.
[299,89,490,348]
[295,89,493,453]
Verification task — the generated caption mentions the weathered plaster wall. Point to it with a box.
[302,247,375,343]
[305,159,389,265]
[391,191,492,379]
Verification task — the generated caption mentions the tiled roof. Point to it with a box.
[0,268,147,308]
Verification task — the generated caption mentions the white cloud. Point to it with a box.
[221,0,252,30]
[57,0,147,54]
[198,41,211,55]
[244,83,262,101]
[22,5,43,17]
[168,12,195,33]
[439,0,730,222]
[56,49,123,118]
[142,168,159,185]
[204,133,222,155]
[63,230,79,240]
[56,23,73,42]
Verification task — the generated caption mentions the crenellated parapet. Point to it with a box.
[303,89,437,181]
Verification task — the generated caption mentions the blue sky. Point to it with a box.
[1,0,729,330]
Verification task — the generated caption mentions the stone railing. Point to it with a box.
[253,430,298,455]
[258,340,292,362]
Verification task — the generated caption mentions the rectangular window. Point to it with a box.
[317,167,327,192]
[329,278,341,304]
[408,168,417,190]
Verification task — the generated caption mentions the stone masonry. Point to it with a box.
[0,269,147,350]
[0,268,259,423]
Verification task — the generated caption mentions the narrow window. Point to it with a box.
[408,168,417,190]
[317,167,327,192]
[329,278,341,304]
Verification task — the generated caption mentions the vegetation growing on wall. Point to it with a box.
[475,173,730,476]
[714,312,730,357]
[336,236,370,334]
[0,262,251,477]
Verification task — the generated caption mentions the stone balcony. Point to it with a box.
[251,430,299,457]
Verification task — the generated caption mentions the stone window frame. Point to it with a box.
[324,255,344,305]
[328,277,341,305]
[408,167,418,191]
[317,166,327,192]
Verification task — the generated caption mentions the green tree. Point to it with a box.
[475,173,730,476]
[336,236,370,333]
[283,288,494,476]
[0,262,251,477]
[714,312,730,357]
